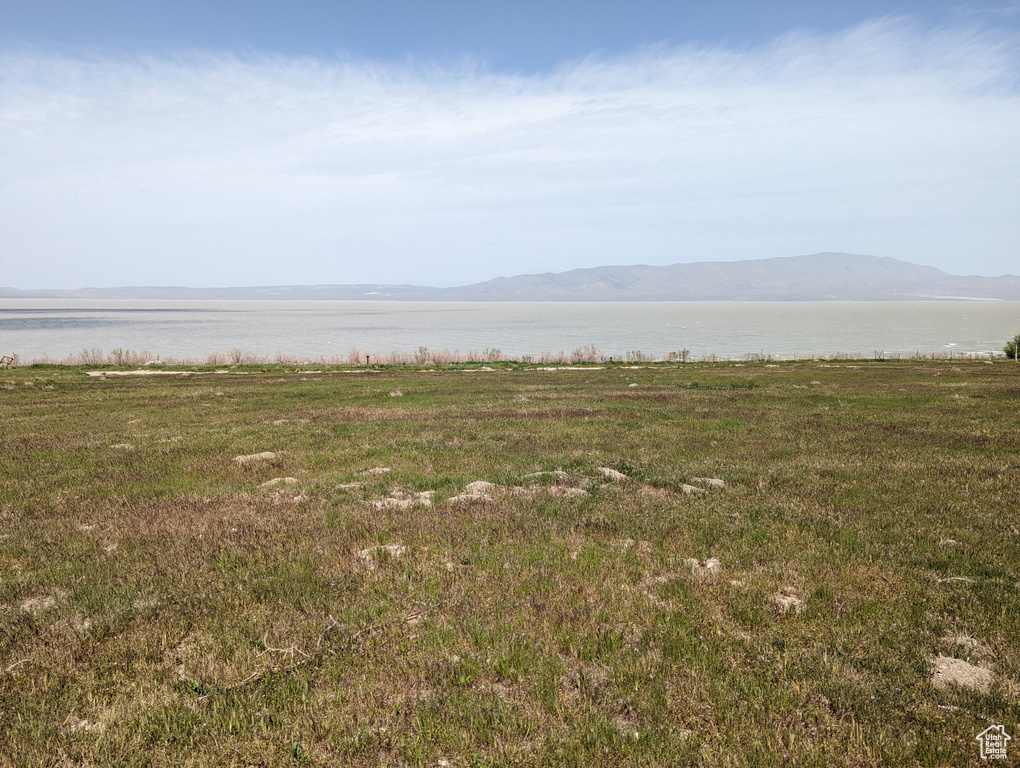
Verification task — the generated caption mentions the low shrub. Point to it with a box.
[1005,332,1020,360]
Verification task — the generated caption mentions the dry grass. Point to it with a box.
[0,359,1017,766]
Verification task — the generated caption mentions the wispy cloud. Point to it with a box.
[1,17,1018,287]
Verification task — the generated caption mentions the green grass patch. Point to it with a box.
[0,360,1017,765]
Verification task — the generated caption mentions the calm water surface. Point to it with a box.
[1,300,1017,362]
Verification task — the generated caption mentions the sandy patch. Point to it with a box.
[448,477,591,503]
[446,479,591,503]
[87,369,195,377]
[356,544,407,572]
[63,715,105,734]
[507,485,540,498]
[615,717,640,740]
[110,443,134,451]
[773,589,805,614]
[524,470,569,481]
[372,491,434,510]
[132,596,160,611]
[611,539,653,559]
[234,451,279,465]
[465,480,498,496]
[271,491,308,505]
[448,481,499,503]
[931,655,993,694]
[684,557,721,580]
[362,467,392,475]
[260,477,299,488]
[52,614,92,633]
[19,593,62,613]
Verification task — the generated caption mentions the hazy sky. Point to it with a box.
[1,1,1018,288]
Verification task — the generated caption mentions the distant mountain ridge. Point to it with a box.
[441,253,1020,301]
[4,253,1019,301]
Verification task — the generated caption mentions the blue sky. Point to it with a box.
[3,1,1016,69]
[1,1,1018,287]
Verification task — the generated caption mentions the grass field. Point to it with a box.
[0,360,1017,766]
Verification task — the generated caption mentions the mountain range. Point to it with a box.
[4,253,1019,301]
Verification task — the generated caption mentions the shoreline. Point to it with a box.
[5,347,1010,369]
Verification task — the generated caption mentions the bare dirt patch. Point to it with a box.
[19,593,63,613]
[931,655,993,694]
[87,370,197,377]
[234,451,279,465]
[684,558,721,580]
[63,716,106,734]
[260,477,299,488]
[448,481,499,503]
[51,614,92,634]
[356,544,408,572]
[773,589,805,614]
[691,477,725,488]
[524,470,569,481]
[450,478,591,503]
[372,491,434,510]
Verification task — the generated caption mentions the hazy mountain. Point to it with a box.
[0,284,433,300]
[440,253,1020,301]
[3,253,1019,301]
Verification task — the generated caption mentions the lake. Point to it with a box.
[1,300,1018,363]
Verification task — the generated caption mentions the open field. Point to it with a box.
[0,360,1017,766]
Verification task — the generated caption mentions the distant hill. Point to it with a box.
[4,253,1019,301]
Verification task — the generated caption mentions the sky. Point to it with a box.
[1,1,1018,288]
